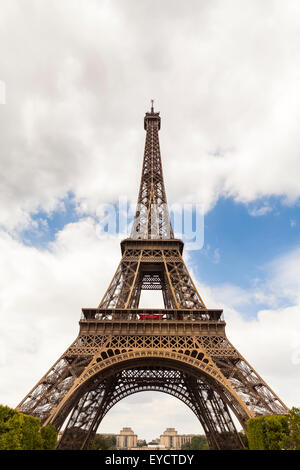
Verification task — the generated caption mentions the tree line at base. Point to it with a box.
[247,407,300,450]
[0,404,57,450]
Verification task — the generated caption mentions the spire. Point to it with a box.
[130,105,174,239]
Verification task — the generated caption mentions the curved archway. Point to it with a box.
[54,356,248,450]
[49,348,251,427]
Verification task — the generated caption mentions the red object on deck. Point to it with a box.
[138,314,164,320]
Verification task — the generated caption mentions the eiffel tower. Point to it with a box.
[17,102,288,450]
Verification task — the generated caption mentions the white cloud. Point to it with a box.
[212,248,220,264]
[248,205,273,217]
[1,1,300,231]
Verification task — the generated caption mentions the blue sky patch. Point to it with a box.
[21,192,81,248]
[188,196,300,316]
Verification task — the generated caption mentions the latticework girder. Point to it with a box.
[98,243,206,310]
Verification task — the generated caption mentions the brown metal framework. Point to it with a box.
[17,104,288,450]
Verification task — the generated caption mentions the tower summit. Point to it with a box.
[131,100,172,240]
[17,105,288,450]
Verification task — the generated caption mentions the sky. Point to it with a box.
[1,0,300,442]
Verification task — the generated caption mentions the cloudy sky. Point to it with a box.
[1,0,300,442]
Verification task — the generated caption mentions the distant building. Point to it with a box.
[98,427,199,450]
[116,427,138,449]
[160,428,199,450]
[148,438,159,445]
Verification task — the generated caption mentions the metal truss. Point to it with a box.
[98,242,206,310]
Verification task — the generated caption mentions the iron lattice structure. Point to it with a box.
[17,104,288,450]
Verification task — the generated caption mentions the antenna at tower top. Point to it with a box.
[151,99,154,113]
